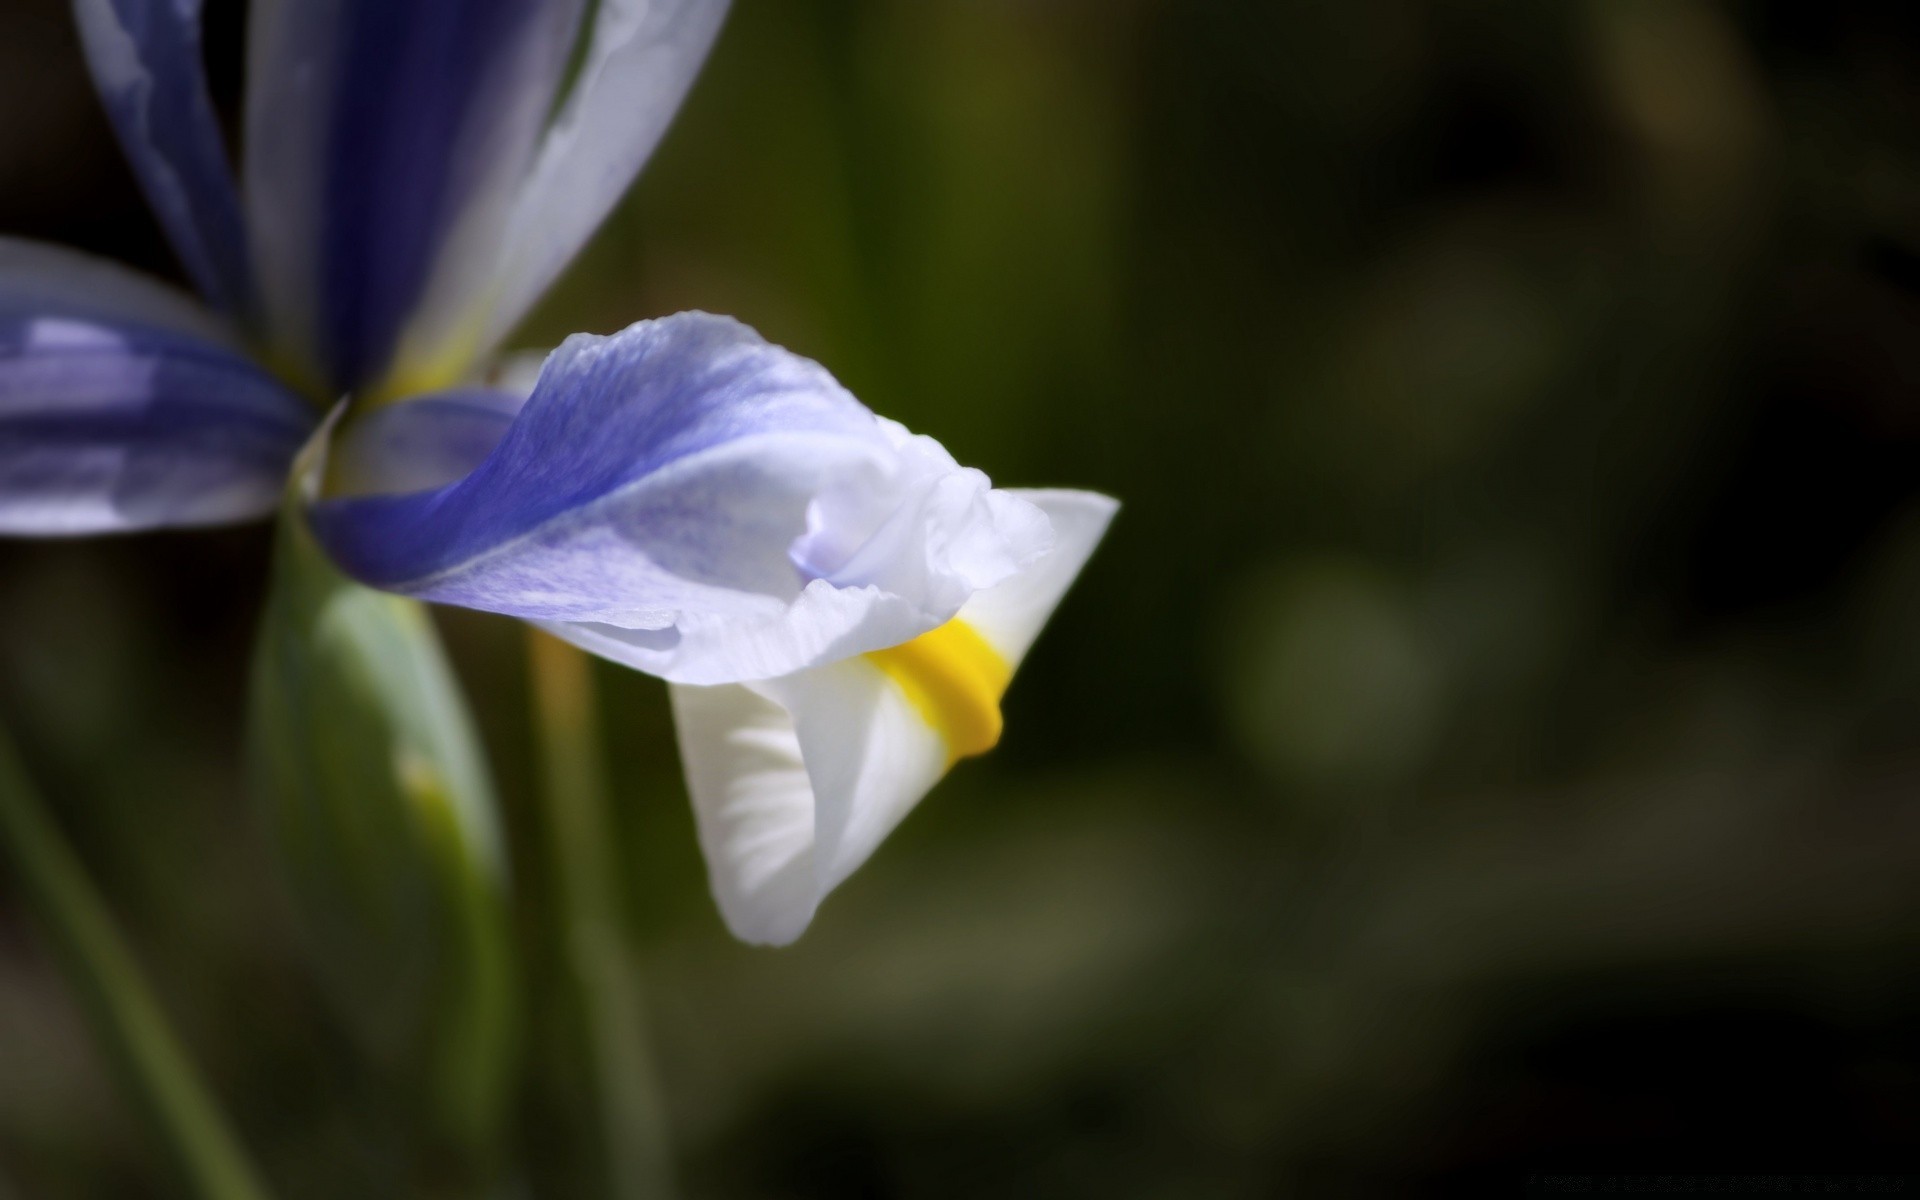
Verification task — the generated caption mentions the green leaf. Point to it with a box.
[247,493,517,1160]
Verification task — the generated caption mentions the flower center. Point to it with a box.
[865,619,1011,764]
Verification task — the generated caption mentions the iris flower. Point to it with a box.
[1,0,1114,944]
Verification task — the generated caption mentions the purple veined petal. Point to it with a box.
[391,0,732,384]
[243,0,586,392]
[310,312,891,629]
[308,312,1049,685]
[0,239,315,535]
[71,0,254,316]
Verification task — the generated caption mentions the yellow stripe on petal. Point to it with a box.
[365,348,469,408]
[865,619,1012,764]
[364,311,493,408]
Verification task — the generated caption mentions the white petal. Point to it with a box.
[671,656,945,946]
[669,678,826,946]
[762,659,950,898]
[669,490,1115,945]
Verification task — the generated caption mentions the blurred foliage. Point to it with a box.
[3,0,1920,1195]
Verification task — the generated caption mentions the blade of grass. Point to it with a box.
[0,723,273,1200]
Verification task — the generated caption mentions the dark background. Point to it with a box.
[3,0,1920,1195]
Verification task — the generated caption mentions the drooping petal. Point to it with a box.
[671,489,1117,944]
[243,0,585,391]
[71,0,254,314]
[390,0,732,389]
[0,239,314,534]
[669,680,824,945]
[309,313,1048,684]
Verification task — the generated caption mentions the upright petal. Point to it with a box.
[672,490,1118,944]
[243,0,585,391]
[390,0,732,390]
[71,0,254,313]
[0,239,314,534]
[309,313,1048,684]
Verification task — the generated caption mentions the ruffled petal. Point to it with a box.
[242,0,585,390]
[309,313,1047,684]
[391,0,732,385]
[670,490,1116,944]
[952,488,1119,664]
[0,240,316,534]
[71,0,254,314]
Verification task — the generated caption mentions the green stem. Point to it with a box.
[0,724,273,1200]
[527,631,676,1200]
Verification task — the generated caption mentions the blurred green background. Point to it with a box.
[5,0,1920,1194]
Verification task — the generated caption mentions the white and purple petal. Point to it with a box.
[0,240,316,534]
[309,312,1047,685]
[71,0,254,314]
[243,0,585,390]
